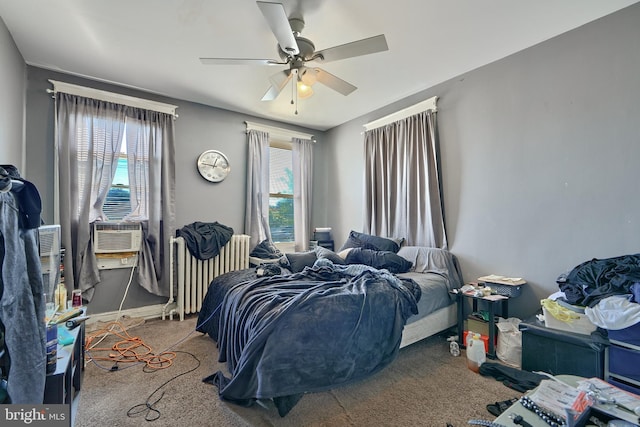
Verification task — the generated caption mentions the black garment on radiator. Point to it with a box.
[176,221,233,260]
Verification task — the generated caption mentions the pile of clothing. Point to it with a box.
[556,254,640,331]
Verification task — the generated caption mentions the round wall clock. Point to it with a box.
[196,150,231,182]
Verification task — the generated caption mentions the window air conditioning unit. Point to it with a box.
[39,225,61,259]
[93,222,142,254]
[38,225,61,295]
[93,222,142,270]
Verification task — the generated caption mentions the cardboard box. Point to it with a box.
[466,316,496,337]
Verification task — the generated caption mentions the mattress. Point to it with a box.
[398,271,454,325]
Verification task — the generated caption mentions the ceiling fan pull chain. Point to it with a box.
[291,69,298,115]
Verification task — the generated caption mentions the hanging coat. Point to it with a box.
[0,189,46,403]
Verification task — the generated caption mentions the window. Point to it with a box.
[103,141,131,220]
[269,141,294,243]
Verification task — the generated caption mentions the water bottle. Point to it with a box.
[55,282,67,313]
[447,336,460,356]
[466,332,486,373]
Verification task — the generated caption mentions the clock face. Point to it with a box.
[197,150,230,182]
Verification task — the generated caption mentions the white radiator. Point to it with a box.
[165,234,250,321]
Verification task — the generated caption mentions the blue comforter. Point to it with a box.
[198,260,420,416]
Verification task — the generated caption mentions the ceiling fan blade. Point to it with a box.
[314,68,357,96]
[261,85,281,101]
[257,1,299,57]
[262,70,292,101]
[269,69,292,89]
[200,57,282,66]
[316,34,388,63]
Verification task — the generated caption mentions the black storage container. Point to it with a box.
[520,318,607,379]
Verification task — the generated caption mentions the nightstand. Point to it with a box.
[451,289,510,359]
[44,320,85,424]
[309,240,334,251]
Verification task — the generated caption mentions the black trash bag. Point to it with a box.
[479,362,547,393]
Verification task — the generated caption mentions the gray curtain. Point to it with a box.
[56,93,175,300]
[56,94,126,299]
[292,137,313,251]
[124,109,176,296]
[244,129,272,249]
[363,110,447,248]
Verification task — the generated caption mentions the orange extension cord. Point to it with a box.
[85,321,176,370]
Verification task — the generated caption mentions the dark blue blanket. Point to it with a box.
[199,261,420,416]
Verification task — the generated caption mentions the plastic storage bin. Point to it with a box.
[520,318,606,378]
[609,346,640,382]
[608,322,640,346]
[542,305,597,335]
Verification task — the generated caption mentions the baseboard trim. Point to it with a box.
[85,303,174,325]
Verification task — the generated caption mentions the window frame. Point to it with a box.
[268,138,294,244]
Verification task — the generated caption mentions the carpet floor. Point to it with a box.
[75,316,517,427]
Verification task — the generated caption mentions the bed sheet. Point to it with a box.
[398,271,454,325]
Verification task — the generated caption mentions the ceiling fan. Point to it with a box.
[200,1,389,102]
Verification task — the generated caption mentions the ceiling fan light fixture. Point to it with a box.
[300,68,317,86]
[297,80,314,99]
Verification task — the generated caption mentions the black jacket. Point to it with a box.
[176,221,234,260]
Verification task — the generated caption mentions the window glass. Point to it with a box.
[103,141,131,220]
[269,145,294,242]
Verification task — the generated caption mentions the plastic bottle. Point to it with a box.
[466,332,486,373]
[447,336,460,356]
[54,282,67,313]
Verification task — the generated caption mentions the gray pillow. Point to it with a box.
[344,248,413,274]
[339,230,401,253]
[314,246,346,264]
[281,251,318,273]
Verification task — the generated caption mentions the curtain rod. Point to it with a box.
[363,96,438,131]
[47,80,179,117]
[245,121,315,141]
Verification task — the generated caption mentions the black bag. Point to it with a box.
[479,362,546,393]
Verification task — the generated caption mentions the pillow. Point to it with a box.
[337,248,354,259]
[344,248,413,274]
[280,251,318,273]
[396,246,464,290]
[389,237,405,249]
[314,246,346,264]
[250,239,283,259]
[339,231,402,253]
[396,246,452,274]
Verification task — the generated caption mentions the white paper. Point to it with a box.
[578,377,640,414]
[528,379,591,419]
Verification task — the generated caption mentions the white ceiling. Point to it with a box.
[1,0,637,131]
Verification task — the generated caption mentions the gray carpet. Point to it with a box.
[75,316,517,427]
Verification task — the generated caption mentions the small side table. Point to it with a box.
[310,240,335,251]
[451,289,510,359]
[44,318,85,425]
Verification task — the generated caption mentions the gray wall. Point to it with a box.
[0,17,25,170]
[324,4,640,318]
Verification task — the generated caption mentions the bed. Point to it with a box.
[196,236,463,417]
